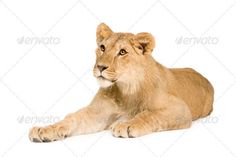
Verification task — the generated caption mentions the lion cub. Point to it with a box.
[29,23,214,142]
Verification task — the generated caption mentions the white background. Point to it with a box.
[0,0,236,156]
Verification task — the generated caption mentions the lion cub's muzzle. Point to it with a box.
[94,64,114,80]
[97,64,108,72]
[93,64,118,88]
[95,64,109,79]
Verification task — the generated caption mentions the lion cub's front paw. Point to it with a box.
[29,125,70,143]
[112,122,146,138]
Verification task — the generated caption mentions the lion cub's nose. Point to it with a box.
[97,64,108,72]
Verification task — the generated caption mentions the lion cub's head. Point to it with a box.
[93,23,156,90]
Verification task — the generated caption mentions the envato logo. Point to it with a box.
[175,115,219,125]
[175,36,219,45]
[17,36,60,45]
[17,115,61,125]
[198,116,219,124]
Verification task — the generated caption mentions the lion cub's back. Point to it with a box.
[169,68,214,120]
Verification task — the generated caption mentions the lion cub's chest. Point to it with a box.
[113,92,146,115]
[103,85,147,115]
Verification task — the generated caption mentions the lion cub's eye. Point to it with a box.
[118,49,127,56]
[100,45,105,52]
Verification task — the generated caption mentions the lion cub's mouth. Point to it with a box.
[97,76,116,82]
[96,75,117,88]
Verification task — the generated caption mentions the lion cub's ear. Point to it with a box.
[134,32,155,55]
[96,23,113,44]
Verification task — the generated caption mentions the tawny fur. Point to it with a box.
[29,23,214,142]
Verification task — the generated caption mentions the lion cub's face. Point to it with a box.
[93,23,155,88]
